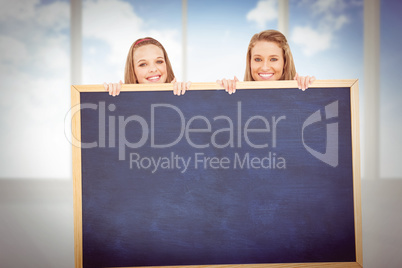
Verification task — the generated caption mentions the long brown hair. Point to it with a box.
[124,37,175,84]
[244,30,296,81]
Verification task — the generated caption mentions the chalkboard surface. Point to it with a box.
[71,81,362,268]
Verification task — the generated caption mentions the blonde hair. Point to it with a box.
[124,37,175,84]
[244,30,296,81]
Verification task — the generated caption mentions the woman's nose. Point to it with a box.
[148,63,157,72]
[262,60,270,70]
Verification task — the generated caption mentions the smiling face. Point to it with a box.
[250,41,284,81]
[133,44,167,83]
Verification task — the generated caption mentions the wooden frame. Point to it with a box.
[72,80,362,268]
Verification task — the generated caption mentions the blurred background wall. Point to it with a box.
[0,0,401,267]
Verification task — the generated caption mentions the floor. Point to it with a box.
[0,179,401,268]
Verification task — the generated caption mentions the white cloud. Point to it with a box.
[37,37,70,71]
[187,30,248,82]
[0,0,39,22]
[291,0,361,56]
[329,14,349,30]
[0,1,70,71]
[83,0,144,64]
[246,0,277,29]
[308,0,350,31]
[36,1,69,31]
[302,0,362,15]
[0,0,69,32]
[291,26,332,56]
[0,35,28,64]
[309,0,345,15]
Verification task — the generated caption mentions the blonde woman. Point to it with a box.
[218,29,315,94]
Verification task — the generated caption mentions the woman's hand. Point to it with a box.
[104,80,123,97]
[172,78,191,96]
[217,76,239,94]
[294,73,315,91]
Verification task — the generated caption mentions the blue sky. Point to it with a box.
[0,0,401,178]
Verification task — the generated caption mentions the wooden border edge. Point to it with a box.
[350,80,363,266]
[76,80,362,268]
[73,79,358,92]
[71,85,83,268]
[116,262,362,268]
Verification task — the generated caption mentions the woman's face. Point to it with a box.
[250,41,284,81]
[133,44,168,83]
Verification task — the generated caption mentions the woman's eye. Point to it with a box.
[139,63,146,67]
[254,58,262,62]
[156,60,164,64]
[270,58,278,62]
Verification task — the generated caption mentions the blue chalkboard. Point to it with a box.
[72,81,361,268]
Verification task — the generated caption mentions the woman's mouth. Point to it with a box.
[146,75,161,82]
[258,73,274,80]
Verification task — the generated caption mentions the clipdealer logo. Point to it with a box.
[65,100,340,171]
[302,101,339,167]
[65,101,288,172]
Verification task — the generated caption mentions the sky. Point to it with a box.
[0,0,401,178]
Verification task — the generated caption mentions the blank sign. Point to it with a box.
[71,80,362,268]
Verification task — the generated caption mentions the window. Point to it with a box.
[0,0,71,178]
[187,0,278,81]
[2,0,399,180]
